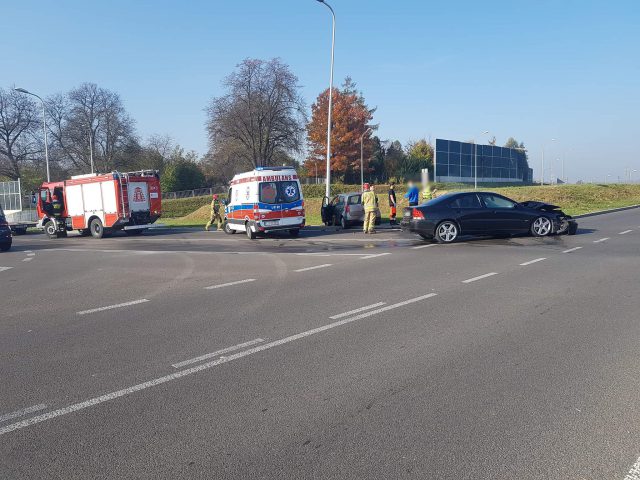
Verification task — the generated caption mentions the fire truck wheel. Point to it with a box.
[89,218,105,239]
[44,221,58,239]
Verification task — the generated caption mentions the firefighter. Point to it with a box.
[205,194,223,231]
[422,182,438,202]
[388,182,397,225]
[51,194,63,217]
[362,183,377,234]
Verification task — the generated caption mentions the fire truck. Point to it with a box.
[37,170,162,239]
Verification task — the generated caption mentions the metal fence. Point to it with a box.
[0,180,23,213]
[161,186,227,200]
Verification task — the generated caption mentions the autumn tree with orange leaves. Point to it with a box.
[305,78,376,183]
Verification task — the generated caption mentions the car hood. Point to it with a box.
[519,201,562,212]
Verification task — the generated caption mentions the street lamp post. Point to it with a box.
[83,123,95,173]
[316,0,336,200]
[474,131,489,190]
[540,138,556,186]
[360,127,372,190]
[15,87,50,182]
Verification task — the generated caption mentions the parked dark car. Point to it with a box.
[0,204,13,251]
[401,191,577,243]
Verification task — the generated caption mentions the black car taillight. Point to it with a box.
[412,209,425,220]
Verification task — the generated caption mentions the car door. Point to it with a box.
[449,193,487,233]
[478,193,528,232]
[347,194,363,222]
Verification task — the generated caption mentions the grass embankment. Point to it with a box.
[161,184,640,228]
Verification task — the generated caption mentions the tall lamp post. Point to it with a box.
[15,87,50,182]
[360,127,372,190]
[316,0,336,200]
[83,123,95,174]
[474,130,489,190]
[540,138,556,186]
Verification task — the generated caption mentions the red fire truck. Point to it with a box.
[37,170,162,239]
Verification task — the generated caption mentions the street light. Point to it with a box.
[360,127,372,190]
[316,0,336,200]
[473,131,489,190]
[14,87,50,182]
[540,138,556,186]
[82,122,95,174]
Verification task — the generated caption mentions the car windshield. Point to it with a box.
[259,181,301,204]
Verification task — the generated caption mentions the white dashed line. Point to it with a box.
[563,247,583,253]
[26,252,35,257]
[519,257,546,266]
[0,293,438,436]
[0,404,47,423]
[619,230,633,235]
[360,253,392,260]
[77,299,149,315]
[623,455,640,480]
[329,302,386,320]
[204,278,256,290]
[295,264,332,272]
[412,244,437,250]
[462,272,499,284]
[22,258,33,262]
[593,237,610,243]
[172,338,265,369]
[0,266,13,272]
[24,250,33,253]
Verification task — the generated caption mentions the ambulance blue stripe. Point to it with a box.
[227,200,303,212]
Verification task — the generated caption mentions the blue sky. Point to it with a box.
[4,0,639,182]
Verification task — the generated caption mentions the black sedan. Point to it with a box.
[400,191,577,243]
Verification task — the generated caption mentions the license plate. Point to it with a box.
[263,220,279,226]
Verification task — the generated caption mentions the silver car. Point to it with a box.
[324,192,381,229]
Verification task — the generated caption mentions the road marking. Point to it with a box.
[24,250,33,253]
[0,292,438,436]
[296,253,374,257]
[412,244,437,249]
[462,272,499,284]
[563,246,583,253]
[204,278,256,290]
[619,230,633,235]
[519,257,546,266]
[0,267,14,272]
[0,404,47,423]
[329,302,386,320]
[624,455,640,480]
[593,237,610,243]
[295,264,332,272]
[22,257,33,262]
[77,299,149,315]
[172,338,265,369]
[360,253,392,260]
[26,252,35,256]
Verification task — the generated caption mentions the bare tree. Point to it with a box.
[48,83,137,174]
[0,87,42,179]
[206,58,306,169]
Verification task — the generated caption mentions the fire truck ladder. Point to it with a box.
[115,172,130,219]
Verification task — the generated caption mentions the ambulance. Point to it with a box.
[224,167,305,239]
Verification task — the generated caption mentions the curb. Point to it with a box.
[574,204,640,219]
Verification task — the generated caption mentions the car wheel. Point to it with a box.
[289,228,300,238]
[44,221,58,239]
[435,221,459,244]
[224,221,236,235]
[90,218,105,239]
[340,216,348,229]
[245,222,256,240]
[531,216,552,237]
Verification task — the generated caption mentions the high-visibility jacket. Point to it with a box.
[422,187,434,201]
[211,199,221,214]
[362,190,377,212]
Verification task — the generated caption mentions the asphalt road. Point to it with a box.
[1,209,640,479]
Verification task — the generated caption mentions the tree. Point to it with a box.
[504,137,525,150]
[384,140,406,182]
[48,82,137,174]
[160,147,205,192]
[0,87,43,179]
[206,58,306,169]
[306,77,376,183]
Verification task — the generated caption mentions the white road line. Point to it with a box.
[519,257,546,266]
[24,250,33,253]
[26,252,35,257]
[77,299,149,315]
[360,253,392,260]
[593,237,610,243]
[462,272,499,284]
[0,292,438,436]
[295,253,373,257]
[22,257,33,262]
[0,404,47,423]
[204,278,256,290]
[0,266,14,272]
[412,244,437,250]
[172,338,265,369]
[329,302,386,320]
[295,264,332,272]
[563,246,583,253]
[619,230,633,235]
[624,455,640,480]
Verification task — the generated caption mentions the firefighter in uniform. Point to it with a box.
[362,183,377,234]
[51,194,63,217]
[205,194,223,231]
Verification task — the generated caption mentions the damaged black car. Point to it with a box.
[401,191,578,243]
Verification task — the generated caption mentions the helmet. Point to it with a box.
[213,194,218,200]
[363,183,370,191]
[52,194,58,200]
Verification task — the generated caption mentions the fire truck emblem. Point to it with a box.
[133,187,146,202]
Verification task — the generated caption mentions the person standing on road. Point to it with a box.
[362,183,377,234]
[205,194,223,231]
[388,183,397,225]
[405,181,420,207]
